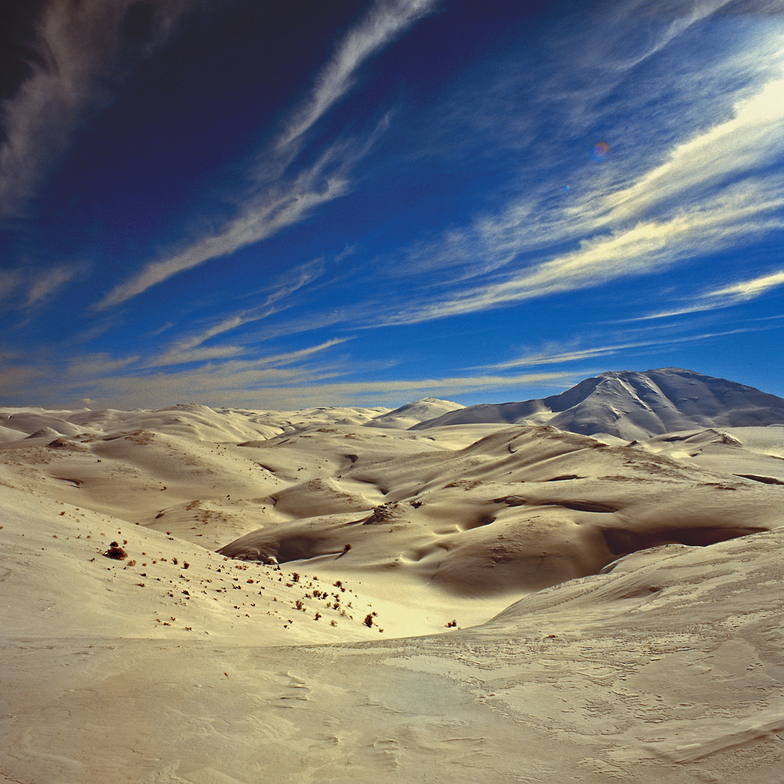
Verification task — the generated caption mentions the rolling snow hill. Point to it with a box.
[2,368,784,783]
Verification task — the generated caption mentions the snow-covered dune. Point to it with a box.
[2,369,783,783]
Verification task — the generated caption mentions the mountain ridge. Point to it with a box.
[412,368,784,440]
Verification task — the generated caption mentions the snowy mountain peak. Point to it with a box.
[414,369,784,440]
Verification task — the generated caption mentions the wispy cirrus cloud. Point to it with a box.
[376,21,784,326]
[1,316,568,408]
[148,335,350,370]
[25,264,86,306]
[141,255,332,368]
[145,345,247,369]
[601,67,784,225]
[94,148,352,310]
[0,270,23,301]
[65,352,141,380]
[381,180,784,325]
[276,0,437,152]
[709,269,784,300]
[95,0,437,310]
[0,335,354,408]
[240,370,573,410]
[78,367,571,410]
[485,326,769,371]
[0,0,199,219]
[0,361,49,400]
[0,350,138,402]
[0,263,86,311]
[583,0,733,73]
[640,267,784,320]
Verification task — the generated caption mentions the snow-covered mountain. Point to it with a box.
[367,397,464,429]
[413,368,784,440]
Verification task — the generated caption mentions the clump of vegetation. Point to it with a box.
[104,541,127,560]
[363,613,374,628]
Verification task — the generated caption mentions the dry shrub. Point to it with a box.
[104,541,127,560]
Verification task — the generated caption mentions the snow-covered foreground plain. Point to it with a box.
[1,370,783,783]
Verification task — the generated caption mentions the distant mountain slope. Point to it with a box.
[413,368,784,440]
[367,397,464,429]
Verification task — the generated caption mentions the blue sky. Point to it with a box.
[1,0,783,409]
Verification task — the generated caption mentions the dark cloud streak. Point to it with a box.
[0,0,203,218]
